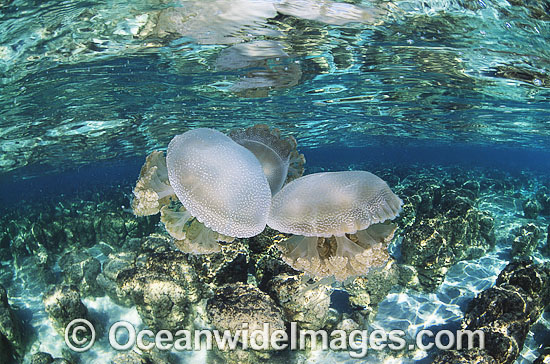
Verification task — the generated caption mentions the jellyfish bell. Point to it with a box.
[268,171,403,281]
[229,124,305,195]
[166,128,272,239]
[132,127,273,254]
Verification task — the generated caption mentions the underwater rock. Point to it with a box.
[186,238,250,287]
[400,221,449,289]
[536,187,550,215]
[523,198,541,219]
[431,348,497,364]
[433,260,550,364]
[43,285,90,336]
[96,251,137,306]
[25,245,56,285]
[462,260,550,363]
[134,233,174,255]
[248,227,298,287]
[399,182,495,291]
[2,190,159,265]
[110,350,172,364]
[95,211,159,249]
[0,228,11,262]
[31,352,73,364]
[266,273,333,330]
[0,284,24,361]
[98,234,180,306]
[116,250,201,332]
[343,260,399,323]
[59,250,102,297]
[110,351,148,364]
[207,283,286,362]
[511,223,543,258]
[31,352,54,364]
[207,282,286,332]
[334,316,360,333]
[495,260,550,303]
[462,180,481,199]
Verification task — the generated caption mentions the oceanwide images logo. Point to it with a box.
[65,319,485,357]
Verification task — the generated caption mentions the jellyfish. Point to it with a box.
[131,150,176,216]
[160,204,234,254]
[162,128,272,253]
[229,124,305,195]
[267,171,403,281]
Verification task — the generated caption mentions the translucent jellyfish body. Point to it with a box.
[229,124,305,195]
[268,171,403,281]
[132,126,302,254]
[166,128,272,242]
[131,150,176,216]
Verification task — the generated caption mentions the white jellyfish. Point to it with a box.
[229,124,305,195]
[268,171,403,281]
[163,128,272,253]
[131,150,176,216]
[132,128,273,254]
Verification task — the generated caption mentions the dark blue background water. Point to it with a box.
[2,142,549,208]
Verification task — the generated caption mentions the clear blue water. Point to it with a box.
[1,0,550,363]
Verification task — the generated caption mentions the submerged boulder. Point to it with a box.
[399,180,495,291]
[43,285,90,337]
[248,227,297,287]
[116,250,201,332]
[2,188,159,267]
[30,352,74,364]
[343,260,399,323]
[110,350,172,364]
[431,348,497,364]
[0,284,24,361]
[96,251,137,306]
[30,352,54,364]
[207,283,286,363]
[431,260,550,364]
[186,239,249,288]
[511,223,543,258]
[59,250,102,297]
[266,273,333,330]
[536,187,550,215]
[523,198,541,219]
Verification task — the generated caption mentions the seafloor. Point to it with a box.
[1,161,550,364]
